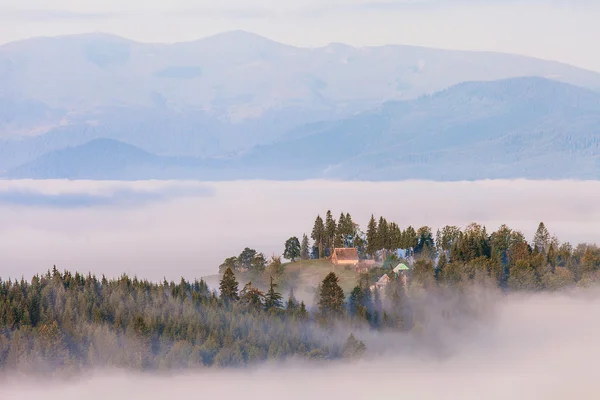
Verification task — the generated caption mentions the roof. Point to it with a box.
[332,248,359,261]
[393,263,409,273]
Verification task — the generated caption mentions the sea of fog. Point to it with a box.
[1,179,600,282]
[2,290,600,399]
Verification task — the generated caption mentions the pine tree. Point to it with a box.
[402,226,417,256]
[311,215,325,258]
[300,234,310,261]
[342,213,356,247]
[348,286,365,317]
[284,237,301,262]
[533,222,550,254]
[366,215,378,258]
[219,267,240,304]
[377,217,389,259]
[325,210,337,253]
[337,212,347,247]
[264,276,283,311]
[318,272,346,317]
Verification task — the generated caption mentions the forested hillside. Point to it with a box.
[2,211,600,374]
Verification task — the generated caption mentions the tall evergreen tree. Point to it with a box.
[264,276,283,311]
[533,222,550,254]
[402,226,418,255]
[325,210,337,252]
[318,272,346,317]
[376,217,389,259]
[415,226,436,260]
[366,215,378,258]
[348,286,365,318]
[219,267,240,304]
[342,212,356,247]
[300,234,310,261]
[311,215,325,258]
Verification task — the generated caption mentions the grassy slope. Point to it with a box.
[203,258,362,304]
[283,259,361,294]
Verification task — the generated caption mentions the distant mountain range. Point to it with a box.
[7,77,600,181]
[2,31,600,180]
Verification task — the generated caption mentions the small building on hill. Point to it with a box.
[331,248,359,266]
[392,263,409,286]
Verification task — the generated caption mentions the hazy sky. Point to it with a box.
[0,0,599,72]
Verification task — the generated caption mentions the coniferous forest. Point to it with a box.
[2,211,600,374]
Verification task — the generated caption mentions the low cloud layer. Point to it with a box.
[0,180,213,208]
[1,179,600,282]
[1,290,599,399]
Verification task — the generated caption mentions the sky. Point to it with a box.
[0,0,599,72]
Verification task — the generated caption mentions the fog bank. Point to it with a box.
[1,179,600,281]
[2,290,599,399]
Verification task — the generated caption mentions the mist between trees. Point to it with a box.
[1,212,600,376]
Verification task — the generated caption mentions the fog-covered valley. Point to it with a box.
[2,289,599,400]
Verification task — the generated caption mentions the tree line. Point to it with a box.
[304,212,600,291]
[0,266,370,374]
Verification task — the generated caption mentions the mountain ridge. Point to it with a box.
[7,77,600,181]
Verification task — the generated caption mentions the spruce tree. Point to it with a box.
[318,272,346,317]
[219,267,239,304]
[348,286,365,317]
[264,275,283,311]
[300,234,310,261]
[325,210,337,252]
[311,215,325,258]
[366,215,378,258]
[377,217,389,259]
[533,222,550,254]
[403,226,418,256]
